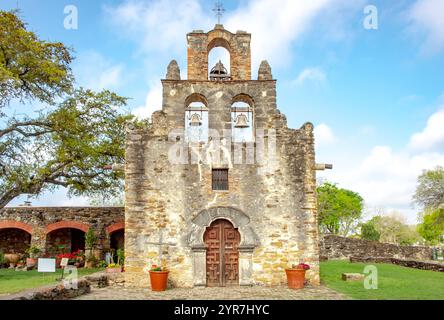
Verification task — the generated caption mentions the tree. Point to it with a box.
[0,11,136,208]
[413,166,444,210]
[0,88,132,208]
[417,209,444,245]
[0,10,74,108]
[360,220,380,241]
[317,182,364,236]
[369,214,421,245]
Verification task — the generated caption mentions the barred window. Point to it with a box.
[212,169,229,191]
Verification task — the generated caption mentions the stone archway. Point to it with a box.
[0,220,33,254]
[45,221,90,255]
[188,207,259,287]
[106,221,125,263]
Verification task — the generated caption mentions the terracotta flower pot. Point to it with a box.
[149,271,169,291]
[4,253,20,268]
[106,267,123,273]
[26,258,37,267]
[285,268,306,289]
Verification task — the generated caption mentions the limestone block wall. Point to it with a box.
[320,234,433,261]
[0,207,124,255]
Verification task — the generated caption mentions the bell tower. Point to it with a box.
[124,8,321,289]
[187,25,252,81]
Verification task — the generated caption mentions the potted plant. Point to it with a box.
[106,263,123,273]
[116,249,124,270]
[105,248,124,273]
[85,229,98,252]
[4,253,21,268]
[85,229,98,267]
[285,263,311,289]
[74,250,85,268]
[149,265,169,291]
[25,246,41,267]
[16,258,25,268]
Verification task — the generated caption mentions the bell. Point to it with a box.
[189,113,202,127]
[234,114,249,128]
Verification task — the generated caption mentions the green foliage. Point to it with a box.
[116,248,125,266]
[0,10,74,108]
[0,11,133,208]
[89,192,124,206]
[0,88,132,208]
[417,209,444,245]
[369,215,421,246]
[85,229,98,249]
[360,221,380,241]
[97,260,108,268]
[413,166,444,210]
[25,245,41,258]
[150,266,163,272]
[321,260,444,300]
[317,182,364,236]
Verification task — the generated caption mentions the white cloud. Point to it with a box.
[319,108,444,224]
[407,0,444,54]
[105,0,363,72]
[409,108,444,151]
[314,123,335,146]
[294,67,327,86]
[226,0,365,70]
[131,81,163,119]
[74,51,125,91]
[104,0,212,56]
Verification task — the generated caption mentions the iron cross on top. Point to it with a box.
[213,1,225,24]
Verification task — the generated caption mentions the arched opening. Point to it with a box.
[0,228,31,254]
[110,229,124,262]
[185,93,209,143]
[45,228,85,255]
[204,219,240,287]
[208,38,231,80]
[231,95,254,142]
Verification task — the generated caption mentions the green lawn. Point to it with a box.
[0,268,103,295]
[320,260,444,300]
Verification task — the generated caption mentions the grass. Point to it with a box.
[0,268,103,295]
[320,260,444,300]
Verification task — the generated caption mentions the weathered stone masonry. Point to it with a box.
[124,25,321,288]
[0,207,124,256]
[320,234,433,261]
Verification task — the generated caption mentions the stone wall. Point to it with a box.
[2,279,91,300]
[320,234,433,261]
[0,207,124,256]
[350,257,444,272]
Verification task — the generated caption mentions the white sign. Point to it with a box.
[60,258,69,267]
[37,258,56,273]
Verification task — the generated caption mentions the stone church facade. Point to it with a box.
[124,25,325,288]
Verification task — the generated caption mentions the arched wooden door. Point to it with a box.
[204,219,240,287]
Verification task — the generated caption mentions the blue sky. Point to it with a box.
[3,0,444,224]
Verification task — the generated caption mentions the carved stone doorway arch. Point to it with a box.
[188,207,259,287]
